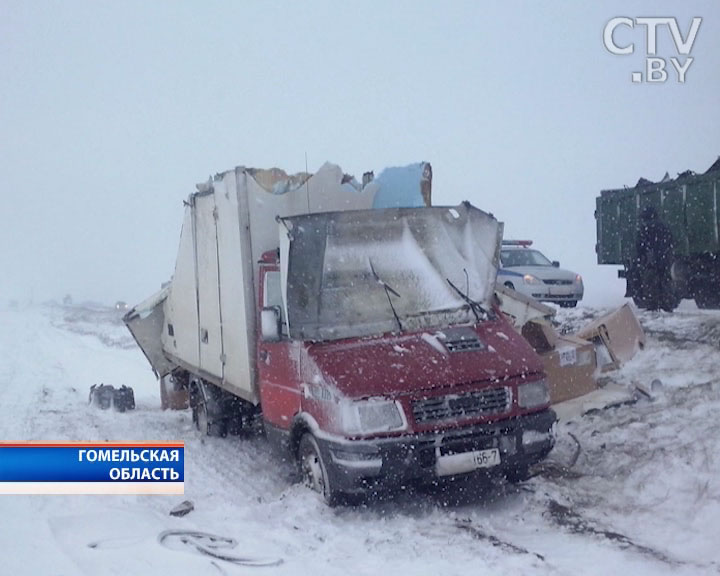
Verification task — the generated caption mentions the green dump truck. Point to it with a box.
[595,157,720,310]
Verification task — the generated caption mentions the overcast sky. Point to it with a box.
[1,1,718,307]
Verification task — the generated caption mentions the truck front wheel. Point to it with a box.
[298,433,339,506]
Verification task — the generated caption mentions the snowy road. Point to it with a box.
[0,302,719,575]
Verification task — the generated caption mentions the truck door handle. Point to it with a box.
[259,349,269,362]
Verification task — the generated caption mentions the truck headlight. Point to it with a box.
[575,274,583,285]
[341,399,407,436]
[523,274,541,284]
[517,379,550,408]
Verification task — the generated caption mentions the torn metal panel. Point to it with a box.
[495,283,555,330]
[123,285,174,378]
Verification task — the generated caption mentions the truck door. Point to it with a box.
[194,193,224,379]
[257,267,300,430]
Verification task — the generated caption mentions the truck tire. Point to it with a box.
[196,401,227,437]
[190,379,227,438]
[298,433,340,506]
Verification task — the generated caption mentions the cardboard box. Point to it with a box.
[521,320,558,353]
[575,303,646,370]
[539,334,597,404]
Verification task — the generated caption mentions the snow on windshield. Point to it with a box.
[283,204,501,341]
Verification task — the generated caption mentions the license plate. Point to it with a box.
[435,448,501,477]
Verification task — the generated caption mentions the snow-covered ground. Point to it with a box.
[1,301,719,575]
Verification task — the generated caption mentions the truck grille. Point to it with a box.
[542,279,572,285]
[412,387,511,425]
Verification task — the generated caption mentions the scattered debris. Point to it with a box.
[88,384,115,410]
[531,432,583,480]
[88,384,135,412]
[113,385,135,412]
[553,383,637,421]
[160,373,189,410]
[158,530,283,567]
[499,296,647,405]
[576,303,646,370]
[495,283,555,330]
[169,500,194,517]
[635,378,666,401]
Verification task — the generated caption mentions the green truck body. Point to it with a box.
[595,157,720,309]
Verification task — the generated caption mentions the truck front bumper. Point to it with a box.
[316,409,556,493]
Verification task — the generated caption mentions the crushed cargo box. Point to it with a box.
[497,287,594,403]
[507,301,646,403]
[575,303,646,371]
[539,334,598,404]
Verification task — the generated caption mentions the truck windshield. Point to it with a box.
[282,205,501,341]
[501,249,552,267]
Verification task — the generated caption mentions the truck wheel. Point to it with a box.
[196,401,227,437]
[191,380,227,438]
[504,282,515,291]
[298,433,339,506]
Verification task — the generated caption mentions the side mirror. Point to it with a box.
[552,260,560,268]
[260,307,281,342]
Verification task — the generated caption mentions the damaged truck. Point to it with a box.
[125,162,556,503]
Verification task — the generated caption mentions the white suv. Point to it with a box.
[497,241,583,308]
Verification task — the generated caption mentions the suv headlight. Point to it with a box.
[523,274,541,284]
[517,379,550,408]
[341,398,407,436]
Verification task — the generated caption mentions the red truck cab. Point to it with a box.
[256,205,555,503]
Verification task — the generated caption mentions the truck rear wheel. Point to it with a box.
[190,379,227,438]
[298,433,339,506]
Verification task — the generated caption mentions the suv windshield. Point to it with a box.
[501,249,552,267]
